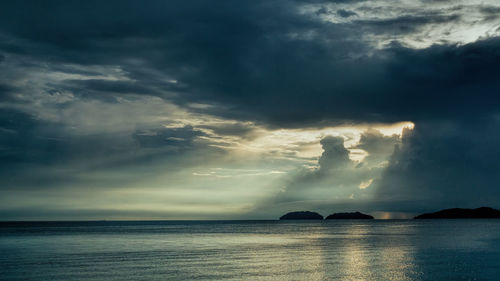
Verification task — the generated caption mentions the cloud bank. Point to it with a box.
[0,0,500,219]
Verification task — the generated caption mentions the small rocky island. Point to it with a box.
[414,207,500,219]
[279,211,324,220]
[326,211,374,219]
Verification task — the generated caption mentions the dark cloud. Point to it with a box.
[59,79,166,101]
[1,1,498,127]
[0,109,61,165]
[0,0,500,218]
[375,118,500,213]
[133,126,206,149]
[0,0,367,126]
[0,83,15,101]
[337,9,357,18]
[480,6,500,21]
[315,7,357,17]
[354,14,461,34]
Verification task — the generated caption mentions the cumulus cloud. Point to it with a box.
[254,130,401,216]
[354,129,400,165]
[318,136,352,172]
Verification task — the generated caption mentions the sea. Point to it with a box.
[1,220,500,281]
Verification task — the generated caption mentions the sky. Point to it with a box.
[1,0,500,220]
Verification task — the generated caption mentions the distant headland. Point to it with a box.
[414,207,500,219]
[279,211,373,220]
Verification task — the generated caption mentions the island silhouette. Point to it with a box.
[279,211,323,220]
[414,207,500,219]
[279,207,500,220]
[279,211,373,220]
[326,211,374,219]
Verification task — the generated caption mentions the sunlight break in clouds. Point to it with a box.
[1,0,499,220]
[236,121,414,162]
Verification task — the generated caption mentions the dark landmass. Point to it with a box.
[279,211,324,220]
[414,207,500,219]
[325,211,374,219]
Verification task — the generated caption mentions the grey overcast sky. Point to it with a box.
[1,0,500,219]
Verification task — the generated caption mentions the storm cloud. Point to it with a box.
[0,0,499,219]
[375,119,500,214]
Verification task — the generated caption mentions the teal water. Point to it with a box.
[1,220,500,280]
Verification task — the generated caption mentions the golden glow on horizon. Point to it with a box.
[233,121,414,162]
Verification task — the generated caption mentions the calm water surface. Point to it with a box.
[1,220,500,280]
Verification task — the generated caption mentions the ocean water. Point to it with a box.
[1,220,500,281]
